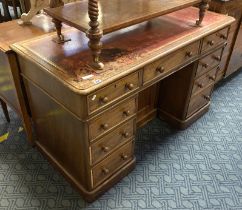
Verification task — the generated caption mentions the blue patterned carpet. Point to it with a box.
[0,70,242,210]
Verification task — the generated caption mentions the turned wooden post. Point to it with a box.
[196,0,210,26]
[86,0,104,70]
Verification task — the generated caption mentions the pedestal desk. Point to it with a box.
[0,14,67,144]
[11,7,234,201]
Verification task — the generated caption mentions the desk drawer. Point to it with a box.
[90,119,135,165]
[196,48,223,78]
[88,97,137,141]
[91,141,134,188]
[201,27,228,52]
[143,41,200,85]
[88,72,139,114]
[192,67,217,96]
[187,85,213,117]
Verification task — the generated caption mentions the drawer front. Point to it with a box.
[143,41,200,85]
[92,141,134,188]
[89,97,137,141]
[88,72,139,114]
[90,119,135,165]
[201,27,229,52]
[196,48,223,78]
[192,67,217,96]
[187,85,213,117]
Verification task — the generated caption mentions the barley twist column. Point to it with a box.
[196,0,210,26]
[86,0,104,70]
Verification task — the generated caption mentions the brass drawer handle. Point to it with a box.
[102,167,109,175]
[121,154,128,160]
[213,55,221,62]
[196,82,204,88]
[101,146,110,152]
[126,83,134,90]
[208,75,216,81]
[156,66,165,73]
[201,62,209,69]
[203,95,210,101]
[101,123,109,130]
[100,97,109,103]
[208,40,215,46]
[122,132,129,138]
[123,110,131,116]
[186,51,193,58]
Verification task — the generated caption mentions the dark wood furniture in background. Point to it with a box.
[210,0,242,81]
[44,0,210,70]
[0,14,58,143]
[11,8,234,201]
[0,0,30,21]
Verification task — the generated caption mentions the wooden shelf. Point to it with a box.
[45,0,201,34]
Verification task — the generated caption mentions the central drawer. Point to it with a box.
[143,40,200,85]
[90,118,135,165]
[91,141,134,188]
[88,97,137,141]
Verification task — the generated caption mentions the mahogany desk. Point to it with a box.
[0,14,67,144]
[11,7,234,201]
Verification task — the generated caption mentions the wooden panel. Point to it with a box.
[90,118,135,165]
[196,47,223,78]
[187,84,213,117]
[201,27,229,52]
[143,41,200,85]
[88,72,140,114]
[91,141,134,188]
[88,97,137,141]
[192,67,217,96]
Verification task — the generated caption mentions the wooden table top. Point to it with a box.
[11,7,234,95]
[0,14,63,53]
[44,0,201,34]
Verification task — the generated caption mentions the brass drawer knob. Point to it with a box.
[121,154,128,160]
[203,95,210,101]
[196,82,204,88]
[101,146,110,152]
[126,83,134,90]
[123,110,131,116]
[208,40,215,46]
[208,75,216,81]
[156,66,165,73]
[201,63,209,69]
[102,167,109,174]
[100,97,109,103]
[101,123,109,130]
[213,55,221,62]
[186,51,193,58]
[122,132,129,138]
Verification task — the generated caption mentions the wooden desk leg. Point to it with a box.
[0,98,10,122]
[196,0,210,26]
[86,0,104,70]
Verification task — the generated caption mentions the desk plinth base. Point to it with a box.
[158,103,210,130]
[36,140,136,202]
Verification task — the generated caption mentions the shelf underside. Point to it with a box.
[45,0,201,34]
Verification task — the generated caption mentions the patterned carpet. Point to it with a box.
[0,70,242,210]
